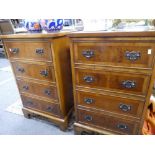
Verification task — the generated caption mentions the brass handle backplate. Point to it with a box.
[9,48,19,54]
[117,124,128,130]
[125,51,140,61]
[119,103,131,112]
[84,115,93,121]
[84,98,94,104]
[122,80,136,89]
[36,48,44,54]
[40,70,48,77]
[82,50,94,58]
[83,76,94,83]
[44,89,51,96]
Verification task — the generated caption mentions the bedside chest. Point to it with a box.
[1,33,73,131]
[69,31,155,135]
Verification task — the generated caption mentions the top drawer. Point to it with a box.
[4,41,52,61]
[73,42,155,69]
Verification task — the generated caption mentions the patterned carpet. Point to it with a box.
[5,99,23,116]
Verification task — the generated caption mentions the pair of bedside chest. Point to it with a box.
[1,31,155,134]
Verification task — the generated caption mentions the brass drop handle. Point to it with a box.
[17,67,25,73]
[119,103,131,112]
[26,101,33,105]
[40,70,48,77]
[84,98,94,104]
[122,80,136,89]
[84,76,94,83]
[117,124,128,130]
[82,50,94,58]
[23,85,29,91]
[46,106,53,112]
[44,89,51,96]
[9,48,19,54]
[84,115,93,121]
[36,48,44,54]
[125,51,141,61]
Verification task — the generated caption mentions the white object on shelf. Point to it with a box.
[82,19,113,31]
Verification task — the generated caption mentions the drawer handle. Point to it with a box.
[17,67,25,73]
[122,80,136,89]
[26,101,33,105]
[36,48,44,54]
[84,76,94,83]
[9,48,19,54]
[46,106,53,112]
[84,98,94,104]
[82,50,94,58]
[23,85,29,91]
[44,89,51,96]
[40,70,48,77]
[117,124,128,130]
[119,103,131,112]
[84,115,93,121]
[125,51,141,61]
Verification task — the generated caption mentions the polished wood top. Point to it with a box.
[68,30,155,37]
[0,31,71,39]
[1,30,155,39]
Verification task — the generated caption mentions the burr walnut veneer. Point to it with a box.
[1,33,73,131]
[69,31,155,135]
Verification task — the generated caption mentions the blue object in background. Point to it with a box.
[40,19,63,32]
[24,19,42,33]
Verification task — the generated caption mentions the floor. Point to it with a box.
[0,58,74,135]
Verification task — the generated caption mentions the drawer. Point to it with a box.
[77,109,139,134]
[74,42,155,69]
[21,95,61,116]
[11,61,55,82]
[75,68,150,96]
[76,90,144,118]
[17,79,58,101]
[5,41,52,61]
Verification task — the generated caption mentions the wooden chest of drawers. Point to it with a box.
[69,31,155,135]
[1,33,73,131]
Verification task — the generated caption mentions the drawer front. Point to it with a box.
[76,91,144,118]
[21,95,61,116]
[11,61,55,82]
[74,42,155,69]
[77,109,139,134]
[17,79,58,100]
[75,68,150,95]
[5,41,52,61]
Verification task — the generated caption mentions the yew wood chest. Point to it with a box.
[1,33,73,131]
[69,31,155,135]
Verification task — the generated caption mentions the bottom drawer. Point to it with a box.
[77,109,139,134]
[21,95,61,117]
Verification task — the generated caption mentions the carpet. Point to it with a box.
[0,66,12,72]
[6,99,24,116]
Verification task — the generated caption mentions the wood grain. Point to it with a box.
[77,108,139,135]
[0,31,71,39]
[75,68,150,96]
[17,79,58,101]
[73,42,155,69]
[5,41,53,61]
[11,61,55,82]
[21,94,61,117]
[76,90,144,118]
